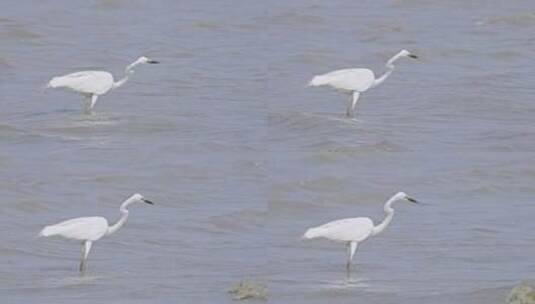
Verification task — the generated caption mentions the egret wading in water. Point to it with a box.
[309,49,417,117]
[39,193,154,273]
[303,192,419,273]
[46,56,159,113]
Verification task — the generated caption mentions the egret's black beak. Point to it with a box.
[141,198,154,205]
[408,54,418,59]
[147,60,159,64]
[406,197,419,204]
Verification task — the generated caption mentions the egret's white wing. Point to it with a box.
[40,216,109,241]
[48,71,114,95]
[310,68,375,92]
[304,217,374,242]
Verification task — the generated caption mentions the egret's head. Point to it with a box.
[129,193,155,205]
[395,192,419,204]
[400,49,418,59]
[138,56,159,64]
[125,57,159,73]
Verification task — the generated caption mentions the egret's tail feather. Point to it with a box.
[303,228,320,239]
[309,75,328,87]
[39,225,58,237]
[46,77,62,89]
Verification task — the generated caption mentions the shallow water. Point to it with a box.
[1,0,534,303]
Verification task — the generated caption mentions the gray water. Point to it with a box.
[1,1,534,303]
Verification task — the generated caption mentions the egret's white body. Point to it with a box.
[303,192,419,272]
[40,216,109,241]
[47,56,159,112]
[309,49,418,117]
[39,193,154,273]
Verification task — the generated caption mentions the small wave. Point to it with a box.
[269,12,326,29]
[268,111,362,143]
[0,18,42,40]
[0,56,10,67]
[29,113,122,138]
[323,277,371,290]
[43,273,112,289]
[0,123,23,134]
[478,12,535,27]
[92,0,130,10]
[192,20,221,30]
[208,209,266,233]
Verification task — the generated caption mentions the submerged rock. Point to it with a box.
[507,281,535,304]
[228,279,267,301]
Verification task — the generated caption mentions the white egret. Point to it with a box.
[309,49,418,117]
[39,193,154,273]
[303,192,419,272]
[46,56,159,113]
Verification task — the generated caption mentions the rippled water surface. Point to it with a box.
[1,1,534,303]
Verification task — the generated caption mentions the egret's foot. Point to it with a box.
[79,261,87,274]
[345,111,356,118]
[345,263,353,280]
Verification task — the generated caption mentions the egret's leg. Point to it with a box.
[84,95,91,112]
[79,240,92,273]
[84,95,98,114]
[79,242,84,272]
[346,91,360,117]
[90,95,98,110]
[346,241,358,271]
[346,242,351,271]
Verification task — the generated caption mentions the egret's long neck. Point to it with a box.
[107,199,133,235]
[372,51,405,88]
[112,59,142,90]
[371,196,397,236]
[112,75,129,90]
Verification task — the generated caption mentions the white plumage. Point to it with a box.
[39,193,154,273]
[47,56,159,113]
[48,71,114,96]
[39,216,109,241]
[303,217,373,242]
[303,192,419,272]
[309,49,418,117]
[309,69,375,92]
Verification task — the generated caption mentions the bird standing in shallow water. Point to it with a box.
[39,193,154,273]
[309,49,417,117]
[47,56,159,113]
[303,192,419,273]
